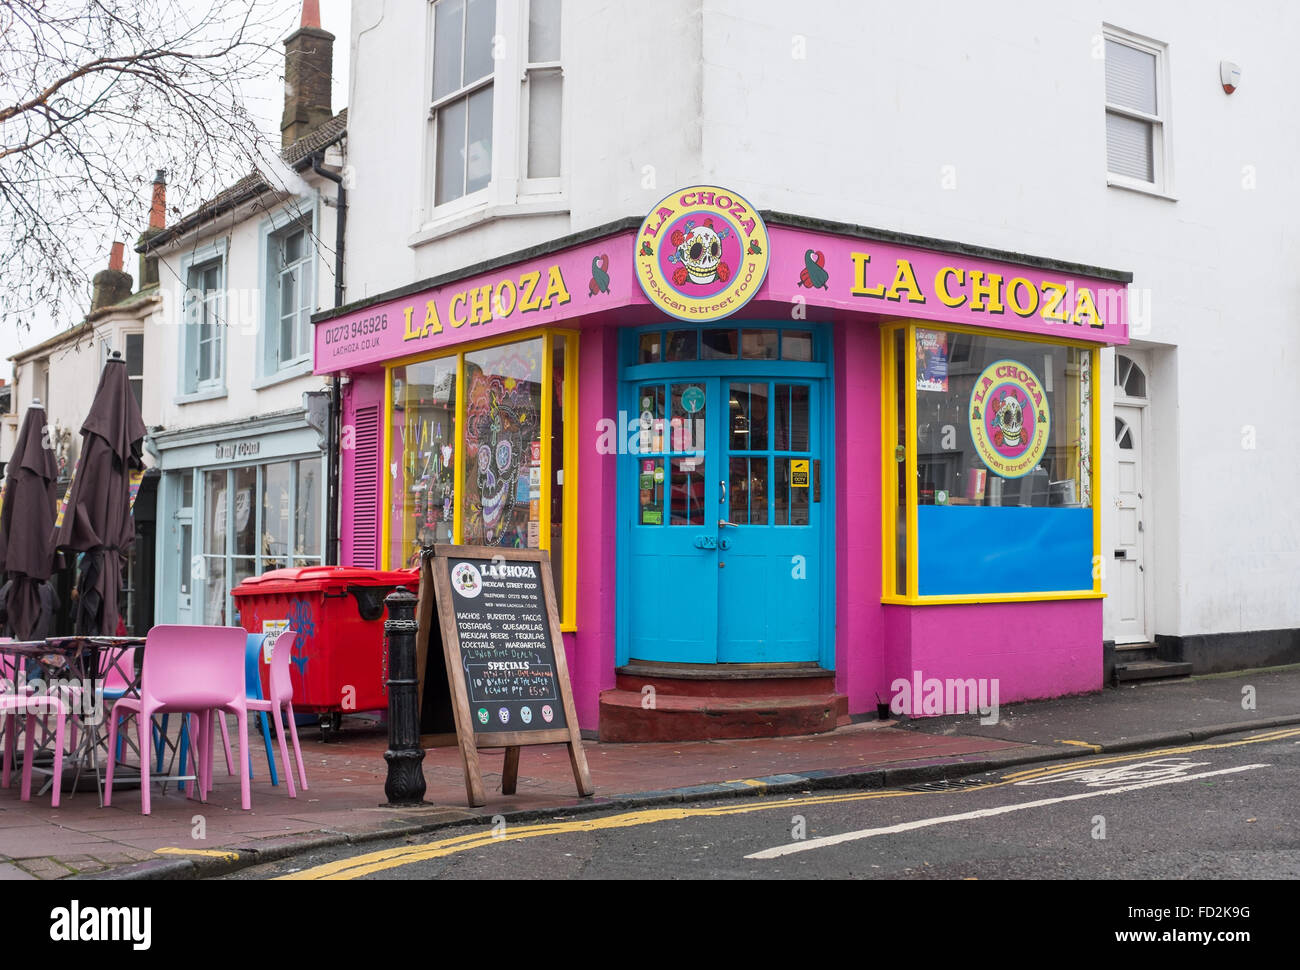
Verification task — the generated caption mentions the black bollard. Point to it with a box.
[383,586,426,805]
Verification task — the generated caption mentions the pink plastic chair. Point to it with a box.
[0,648,69,807]
[246,630,308,796]
[104,625,251,815]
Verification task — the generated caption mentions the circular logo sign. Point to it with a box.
[635,185,770,322]
[451,562,482,599]
[680,386,705,413]
[969,359,1050,479]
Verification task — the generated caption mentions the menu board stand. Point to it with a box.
[416,544,593,807]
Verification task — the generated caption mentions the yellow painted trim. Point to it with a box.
[903,324,918,598]
[561,331,579,631]
[540,333,554,564]
[384,326,553,371]
[381,368,393,570]
[452,352,466,545]
[879,327,894,597]
[1090,345,1101,593]
[896,317,1104,351]
[883,591,1106,606]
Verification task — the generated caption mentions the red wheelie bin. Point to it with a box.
[232,566,419,739]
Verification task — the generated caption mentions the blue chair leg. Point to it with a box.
[177,716,190,794]
[260,712,278,786]
[153,713,169,773]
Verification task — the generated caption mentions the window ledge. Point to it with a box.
[408,200,571,248]
[175,386,228,405]
[252,359,314,390]
[1106,177,1178,202]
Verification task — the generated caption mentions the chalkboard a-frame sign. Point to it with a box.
[416,544,593,807]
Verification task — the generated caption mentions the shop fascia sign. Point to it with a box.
[312,194,1125,375]
[313,237,631,373]
[762,228,1129,344]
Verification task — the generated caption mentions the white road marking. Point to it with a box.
[744,764,1269,860]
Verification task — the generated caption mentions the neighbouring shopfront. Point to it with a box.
[152,411,326,628]
[315,185,1129,738]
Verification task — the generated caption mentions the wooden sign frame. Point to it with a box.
[419,543,592,807]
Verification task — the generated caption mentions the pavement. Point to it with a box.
[0,663,1294,880]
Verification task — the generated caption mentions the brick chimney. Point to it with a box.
[281,0,334,149]
[91,241,133,311]
[136,169,166,288]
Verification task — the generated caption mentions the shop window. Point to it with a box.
[1104,27,1171,194]
[389,355,458,568]
[385,330,578,627]
[196,458,325,625]
[203,469,228,623]
[884,323,1098,600]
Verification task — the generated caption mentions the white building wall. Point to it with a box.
[150,172,342,430]
[345,0,703,299]
[344,0,1300,641]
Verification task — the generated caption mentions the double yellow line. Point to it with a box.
[270,727,1298,880]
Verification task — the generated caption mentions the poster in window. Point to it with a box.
[916,329,948,392]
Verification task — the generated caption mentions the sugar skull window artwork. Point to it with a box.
[463,338,544,547]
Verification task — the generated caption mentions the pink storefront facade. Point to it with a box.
[314,194,1129,740]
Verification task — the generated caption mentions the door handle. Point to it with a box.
[719,479,727,505]
[718,519,738,528]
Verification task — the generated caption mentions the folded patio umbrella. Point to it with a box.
[51,353,146,636]
[0,401,60,640]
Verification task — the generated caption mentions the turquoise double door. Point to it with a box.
[622,352,829,665]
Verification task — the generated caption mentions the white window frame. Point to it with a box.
[426,0,500,220]
[256,201,319,386]
[415,0,567,244]
[519,0,563,197]
[1103,25,1175,199]
[178,242,227,400]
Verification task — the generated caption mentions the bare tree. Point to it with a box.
[0,0,300,328]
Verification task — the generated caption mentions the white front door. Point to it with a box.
[1112,404,1148,642]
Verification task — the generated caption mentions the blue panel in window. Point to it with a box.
[917,506,1092,595]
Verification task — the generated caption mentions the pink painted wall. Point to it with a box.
[570,323,621,729]
[340,370,386,568]
[834,323,885,713]
[884,600,1103,712]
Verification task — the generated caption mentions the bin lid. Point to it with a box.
[231,565,420,597]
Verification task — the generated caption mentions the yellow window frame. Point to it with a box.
[880,320,1103,606]
[381,327,579,630]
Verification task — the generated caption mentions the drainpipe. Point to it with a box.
[313,150,346,565]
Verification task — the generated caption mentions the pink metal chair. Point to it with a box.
[104,625,251,815]
[246,630,308,796]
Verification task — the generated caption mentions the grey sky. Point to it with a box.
[1,0,352,368]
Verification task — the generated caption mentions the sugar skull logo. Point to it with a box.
[634,185,770,323]
[994,391,1024,448]
[474,391,523,543]
[668,218,730,286]
[969,359,1050,478]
